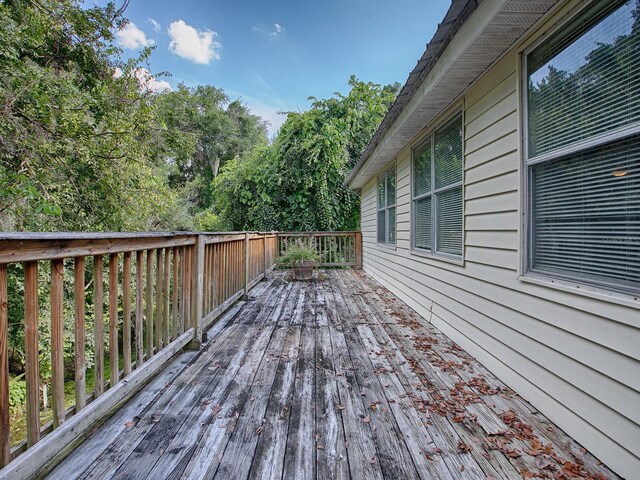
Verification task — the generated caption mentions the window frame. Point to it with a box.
[520,0,640,298]
[377,164,397,247]
[411,110,464,263]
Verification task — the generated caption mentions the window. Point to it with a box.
[524,0,640,293]
[412,112,463,258]
[377,166,396,245]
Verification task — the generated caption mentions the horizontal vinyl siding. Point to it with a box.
[360,48,640,479]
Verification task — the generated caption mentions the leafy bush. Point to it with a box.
[9,375,26,414]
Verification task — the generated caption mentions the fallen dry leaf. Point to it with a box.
[457,441,472,453]
[362,415,371,424]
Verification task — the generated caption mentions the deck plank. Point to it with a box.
[44,270,620,480]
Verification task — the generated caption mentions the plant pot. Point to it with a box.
[292,260,316,281]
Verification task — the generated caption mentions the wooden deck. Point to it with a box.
[47,270,617,480]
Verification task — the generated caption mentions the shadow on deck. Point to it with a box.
[48,270,616,479]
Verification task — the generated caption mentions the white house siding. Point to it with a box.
[360,47,640,479]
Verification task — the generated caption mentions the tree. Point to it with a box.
[152,84,268,212]
[0,0,181,232]
[214,76,399,231]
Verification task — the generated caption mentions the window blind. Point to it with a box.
[531,137,640,289]
[437,187,463,255]
[528,0,640,158]
[526,0,640,293]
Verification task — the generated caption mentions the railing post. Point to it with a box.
[243,232,249,300]
[263,233,268,275]
[0,264,9,467]
[189,234,205,349]
[355,231,363,269]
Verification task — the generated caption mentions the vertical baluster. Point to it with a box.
[184,246,192,330]
[155,249,163,349]
[50,259,65,427]
[180,246,187,333]
[145,249,153,357]
[24,261,40,447]
[94,256,104,396]
[74,257,86,411]
[172,247,179,341]
[123,252,132,376]
[0,264,10,466]
[108,254,119,387]
[135,251,144,366]
[163,249,170,343]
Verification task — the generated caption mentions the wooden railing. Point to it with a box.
[0,231,277,472]
[276,231,362,268]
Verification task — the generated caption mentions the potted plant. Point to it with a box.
[279,242,321,281]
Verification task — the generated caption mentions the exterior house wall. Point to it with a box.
[359,17,640,477]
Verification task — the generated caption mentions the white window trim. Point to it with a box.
[410,110,465,264]
[519,0,640,301]
[377,165,397,247]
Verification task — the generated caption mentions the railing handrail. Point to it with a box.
[0,230,360,476]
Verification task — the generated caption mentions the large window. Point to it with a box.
[525,0,640,293]
[412,112,463,258]
[377,166,396,245]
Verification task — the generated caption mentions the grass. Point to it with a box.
[9,353,128,447]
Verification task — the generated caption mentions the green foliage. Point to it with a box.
[8,375,26,415]
[214,76,399,231]
[152,84,269,213]
[278,242,321,265]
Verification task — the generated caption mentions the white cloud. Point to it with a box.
[252,23,286,39]
[168,20,220,65]
[116,22,154,50]
[134,68,172,93]
[148,18,161,33]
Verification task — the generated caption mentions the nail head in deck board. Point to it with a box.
[0,264,10,466]
[50,259,66,428]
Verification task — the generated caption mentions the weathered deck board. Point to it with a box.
[46,270,620,480]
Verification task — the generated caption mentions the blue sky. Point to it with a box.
[112,0,451,137]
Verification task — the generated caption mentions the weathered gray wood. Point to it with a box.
[0,264,9,467]
[109,254,119,387]
[0,234,196,263]
[315,286,349,480]
[248,326,301,480]
[282,320,316,480]
[145,250,154,359]
[94,256,104,396]
[1,327,195,480]
[323,280,384,480]
[51,259,65,428]
[331,273,420,480]
[50,295,250,480]
[74,258,86,411]
[123,252,132,376]
[40,270,621,480]
[135,251,144,366]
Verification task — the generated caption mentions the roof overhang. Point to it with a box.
[346,0,558,190]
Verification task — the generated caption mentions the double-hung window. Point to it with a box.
[524,0,640,293]
[377,166,396,245]
[412,112,463,258]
